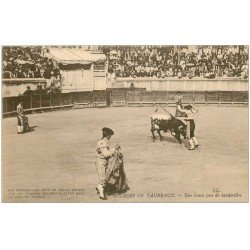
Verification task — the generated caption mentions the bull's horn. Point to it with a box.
[178,125,184,130]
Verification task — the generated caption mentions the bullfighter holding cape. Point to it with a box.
[175,101,199,150]
[96,127,129,200]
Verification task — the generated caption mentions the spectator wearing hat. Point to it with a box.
[23,86,32,96]
[96,127,120,200]
[177,70,182,79]
[43,67,52,88]
[174,92,183,104]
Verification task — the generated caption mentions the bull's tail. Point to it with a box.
[154,107,158,113]
[151,117,154,127]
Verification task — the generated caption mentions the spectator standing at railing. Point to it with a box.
[145,64,150,77]
[34,65,42,78]
[241,63,248,79]
[23,86,32,96]
[174,92,183,105]
[167,67,174,77]
[130,68,136,78]
[177,70,182,79]
[43,67,52,88]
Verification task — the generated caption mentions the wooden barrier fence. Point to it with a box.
[2,89,248,117]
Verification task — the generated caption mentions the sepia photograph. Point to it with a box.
[1,1,250,250]
[1,45,249,202]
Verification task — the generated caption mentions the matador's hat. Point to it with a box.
[102,127,114,136]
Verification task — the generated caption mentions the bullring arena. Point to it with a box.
[2,46,249,202]
[2,103,248,202]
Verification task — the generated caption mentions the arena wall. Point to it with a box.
[2,78,47,97]
[3,77,248,98]
[2,78,248,116]
[111,77,248,92]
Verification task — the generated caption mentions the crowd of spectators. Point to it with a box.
[2,46,60,80]
[101,46,248,79]
[3,46,248,81]
[22,85,61,96]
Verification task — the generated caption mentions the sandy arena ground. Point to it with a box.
[2,106,249,202]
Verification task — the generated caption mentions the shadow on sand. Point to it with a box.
[152,134,190,148]
[27,126,38,133]
[152,134,179,144]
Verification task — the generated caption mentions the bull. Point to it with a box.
[151,113,187,144]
